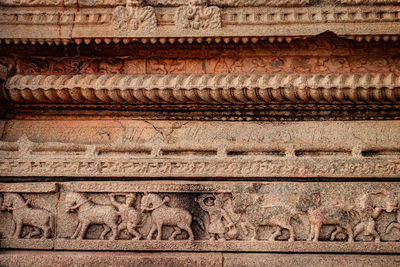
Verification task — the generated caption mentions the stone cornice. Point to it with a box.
[0,4,399,44]
[1,0,399,7]
[5,73,400,105]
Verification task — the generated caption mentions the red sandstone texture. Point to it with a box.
[1,0,400,265]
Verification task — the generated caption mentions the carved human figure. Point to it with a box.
[353,193,384,242]
[195,194,234,241]
[0,193,53,239]
[112,0,156,33]
[297,191,354,242]
[385,191,400,234]
[109,193,142,240]
[232,194,296,242]
[176,0,221,30]
[141,193,202,240]
[64,192,119,240]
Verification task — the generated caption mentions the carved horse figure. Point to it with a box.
[385,191,400,234]
[64,192,119,240]
[141,193,200,240]
[232,194,296,242]
[1,193,54,239]
[297,191,354,242]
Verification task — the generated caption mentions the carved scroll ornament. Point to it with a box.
[112,0,157,33]
[176,0,221,30]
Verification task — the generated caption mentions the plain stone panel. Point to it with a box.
[0,251,222,267]
[223,253,400,267]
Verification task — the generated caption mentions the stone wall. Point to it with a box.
[0,0,400,266]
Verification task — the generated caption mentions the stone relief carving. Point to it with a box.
[141,193,202,240]
[109,193,142,240]
[0,193,54,239]
[231,193,296,241]
[64,192,119,240]
[176,0,221,30]
[385,191,400,235]
[297,191,354,242]
[112,0,157,33]
[195,194,235,241]
[1,182,400,250]
[1,0,398,7]
[353,192,385,242]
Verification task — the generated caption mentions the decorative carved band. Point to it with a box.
[1,136,400,178]
[1,5,400,44]
[0,0,398,7]
[1,181,400,252]
[5,73,400,105]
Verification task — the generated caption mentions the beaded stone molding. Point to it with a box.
[3,73,400,119]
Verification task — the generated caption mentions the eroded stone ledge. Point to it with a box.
[1,252,400,267]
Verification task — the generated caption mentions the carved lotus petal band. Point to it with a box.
[5,73,400,105]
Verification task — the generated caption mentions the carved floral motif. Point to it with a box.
[112,0,157,33]
[176,0,221,30]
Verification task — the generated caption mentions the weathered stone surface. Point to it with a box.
[1,120,399,178]
[0,251,222,267]
[1,251,400,267]
[1,181,400,252]
[1,0,399,263]
[0,3,399,44]
[223,253,400,267]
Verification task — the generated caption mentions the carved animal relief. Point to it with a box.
[1,181,400,252]
[0,192,55,240]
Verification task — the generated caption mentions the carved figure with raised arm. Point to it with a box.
[109,193,142,240]
[195,194,235,241]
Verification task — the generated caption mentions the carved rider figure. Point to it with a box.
[109,193,142,240]
[196,194,234,241]
[353,193,384,242]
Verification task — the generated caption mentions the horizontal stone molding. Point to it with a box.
[1,158,400,178]
[5,73,400,106]
[0,5,400,43]
[0,0,399,7]
[1,181,400,252]
[1,252,400,267]
[1,133,400,178]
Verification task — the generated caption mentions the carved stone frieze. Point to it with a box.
[1,181,400,252]
[1,0,399,7]
[1,4,400,43]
